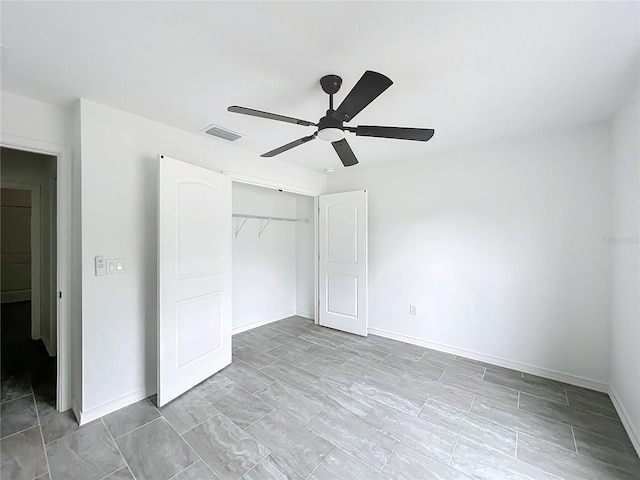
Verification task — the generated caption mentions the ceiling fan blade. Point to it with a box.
[333,71,393,123]
[348,125,435,141]
[261,134,316,157]
[331,139,359,167]
[228,106,316,127]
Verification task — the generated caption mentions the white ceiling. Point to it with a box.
[1,1,638,172]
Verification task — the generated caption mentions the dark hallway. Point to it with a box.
[1,300,56,429]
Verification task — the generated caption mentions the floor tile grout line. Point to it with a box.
[241,408,275,432]
[179,410,224,436]
[515,430,519,459]
[519,391,626,422]
[303,407,325,427]
[165,460,201,480]
[520,428,639,473]
[416,396,431,417]
[0,390,34,404]
[571,425,579,453]
[304,444,337,480]
[506,404,629,447]
[447,436,460,465]
[434,389,620,456]
[110,414,165,440]
[378,440,400,473]
[153,402,210,467]
[32,393,52,480]
[0,422,42,441]
[239,452,272,480]
[101,417,138,480]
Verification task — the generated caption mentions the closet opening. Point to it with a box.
[231,182,316,334]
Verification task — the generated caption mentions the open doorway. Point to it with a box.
[1,147,58,408]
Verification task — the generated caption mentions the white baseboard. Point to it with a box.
[296,310,315,320]
[609,384,640,456]
[232,310,297,335]
[78,389,149,425]
[367,327,608,393]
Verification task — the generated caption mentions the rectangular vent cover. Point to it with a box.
[203,124,242,141]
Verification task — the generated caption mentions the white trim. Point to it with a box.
[223,170,321,197]
[232,310,297,335]
[77,389,148,426]
[367,327,609,393]
[1,182,41,340]
[0,134,73,414]
[313,195,319,325]
[49,178,58,357]
[609,384,640,457]
[296,310,315,320]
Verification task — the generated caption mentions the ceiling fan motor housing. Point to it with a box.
[317,111,344,142]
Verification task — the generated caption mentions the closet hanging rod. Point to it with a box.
[232,214,309,223]
[233,213,309,238]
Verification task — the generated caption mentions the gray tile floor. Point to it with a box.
[2,306,639,479]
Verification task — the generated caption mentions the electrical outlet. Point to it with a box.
[410,304,417,315]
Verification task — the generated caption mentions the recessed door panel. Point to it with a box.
[178,183,222,277]
[327,203,357,264]
[326,274,358,318]
[176,292,221,367]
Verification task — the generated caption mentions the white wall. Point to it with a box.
[232,183,297,331]
[327,122,612,387]
[610,84,640,451]
[1,92,73,146]
[1,148,57,354]
[78,99,325,421]
[296,194,315,319]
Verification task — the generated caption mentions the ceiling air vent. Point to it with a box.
[202,124,242,141]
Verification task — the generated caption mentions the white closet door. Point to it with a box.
[157,155,231,406]
[318,190,368,336]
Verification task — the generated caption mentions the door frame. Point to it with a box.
[0,182,41,338]
[0,134,73,413]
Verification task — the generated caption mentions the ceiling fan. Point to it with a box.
[228,71,435,167]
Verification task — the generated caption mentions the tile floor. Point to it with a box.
[2,304,639,479]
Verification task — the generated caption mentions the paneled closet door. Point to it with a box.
[157,154,232,406]
[318,190,368,336]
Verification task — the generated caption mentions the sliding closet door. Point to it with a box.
[157,155,232,407]
[318,190,368,336]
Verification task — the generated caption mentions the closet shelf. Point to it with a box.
[232,213,309,238]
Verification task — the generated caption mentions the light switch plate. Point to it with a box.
[106,259,117,274]
[115,258,125,273]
